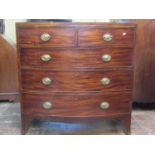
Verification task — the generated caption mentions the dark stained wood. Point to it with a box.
[20,69,133,92]
[78,28,135,47]
[22,92,132,117]
[17,27,76,46]
[113,19,155,103]
[0,35,18,101]
[124,20,155,103]
[16,22,136,134]
[16,22,136,28]
[20,48,133,68]
[21,114,32,135]
[119,113,131,134]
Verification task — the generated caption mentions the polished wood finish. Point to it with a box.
[115,19,155,103]
[0,35,18,101]
[16,22,136,134]
[16,22,136,28]
[78,28,135,47]
[22,92,132,117]
[131,20,155,102]
[20,48,133,68]
[21,69,133,92]
[17,28,76,47]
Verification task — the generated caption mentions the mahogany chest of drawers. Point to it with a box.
[16,22,136,134]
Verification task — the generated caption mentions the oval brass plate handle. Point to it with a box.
[101,77,111,85]
[40,33,51,42]
[41,54,52,62]
[42,101,52,109]
[42,77,52,85]
[103,33,113,41]
[100,101,110,109]
[101,54,112,62]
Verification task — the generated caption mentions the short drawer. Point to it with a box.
[22,92,132,117]
[21,69,133,92]
[17,27,76,47]
[20,48,133,68]
[78,28,135,47]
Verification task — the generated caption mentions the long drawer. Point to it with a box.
[20,48,133,68]
[22,92,132,117]
[20,69,133,92]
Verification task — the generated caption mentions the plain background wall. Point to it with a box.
[4,19,26,43]
[4,19,110,43]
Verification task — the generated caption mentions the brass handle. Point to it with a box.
[100,101,110,109]
[101,54,112,62]
[41,54,52,62]
[42,101,52,109]
[101,77,111,85]
[40,33,51,42]
[42,77,52,85]
[103,33,113,41]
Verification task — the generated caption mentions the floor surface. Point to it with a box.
[0,102,155,135]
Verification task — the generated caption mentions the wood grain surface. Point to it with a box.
[20,48,133,68]
[0,35,18,101]
[17,28,76,46]
[20,69,133,92]
[78,28,135,47]
[16,22,136,134]
[22,92,132,117]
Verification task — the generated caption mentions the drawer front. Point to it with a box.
[21,69,133,92]
[17,28,76,47]
[20,48,132,68]
[22,92,132,117]
[78,28,135,47]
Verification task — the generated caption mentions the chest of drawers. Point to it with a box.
[16,22,136,134]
